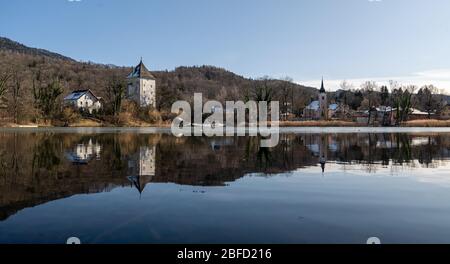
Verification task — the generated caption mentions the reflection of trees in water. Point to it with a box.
[299,133,449,173]
[243,136,274,172]
[0,148,6,183]
[0,132,450,221]
[392,134,412,165]
[256,147,272,171]
[112,134,123,171]
[32,134,61,172]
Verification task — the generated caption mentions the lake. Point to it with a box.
[0,128,450,244]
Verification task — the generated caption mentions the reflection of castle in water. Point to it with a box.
[65,139,102,164]
[127,146,156,194]
[1,132,450,222]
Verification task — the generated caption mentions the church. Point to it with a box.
[126,59,156,108]
[303,78,329,120]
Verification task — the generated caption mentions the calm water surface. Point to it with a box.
[0,129,450,244]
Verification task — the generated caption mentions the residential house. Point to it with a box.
[64,89,102,114]
[65,139,102,164]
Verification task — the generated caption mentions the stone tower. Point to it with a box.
[127,59,156,108]
[318,78,328,120]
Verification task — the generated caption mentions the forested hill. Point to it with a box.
[0,37,75,62]
[0,36,318,116]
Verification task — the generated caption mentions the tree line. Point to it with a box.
[0,50,448,125]
[336,80,447,120]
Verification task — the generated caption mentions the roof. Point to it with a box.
[319,78,326,93]
[305,101,339,111]
[329,103,339,111]
[64,89,101,101]
[410,108,430,115]
[127,59,156,80]
[305,101,320,110]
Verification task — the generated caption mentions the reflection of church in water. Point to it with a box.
[304,135,329,173]
[127,146,156,195]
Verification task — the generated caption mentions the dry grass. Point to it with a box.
[401,119,450,127]
[69,119,103,127]
[277,120,364,127]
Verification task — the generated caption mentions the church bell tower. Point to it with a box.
[318,78,328,120]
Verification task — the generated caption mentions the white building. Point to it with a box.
[127,59,156,108]
[64,89,102,113]
[303,78,329,120]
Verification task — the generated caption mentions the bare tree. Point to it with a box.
[340,80,354,91]
[106,74,126,116]
[250,76,275,103]
[0,72,11,109]
[9,70,23,123]
[34,76,63,121]
[338,80,355,116]
[393,85,416,124]
[389,80,400,91]
[417,85,441,118]
[360,81,380,108]
[278,77,293,120]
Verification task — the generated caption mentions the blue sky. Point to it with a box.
[1,0,450,92]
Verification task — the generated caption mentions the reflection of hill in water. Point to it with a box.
[0,132,449,221]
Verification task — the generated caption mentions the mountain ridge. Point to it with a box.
[0,36,76,62]
[0,36,317,119]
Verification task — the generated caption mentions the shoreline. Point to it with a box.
[1,119,450,130]
[1,126,450,134]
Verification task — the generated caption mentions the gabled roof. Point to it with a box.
[127,59,156,80]
[64,89,100,101]
[305,101,339,111]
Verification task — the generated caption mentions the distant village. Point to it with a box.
[60,59,450,127]
[301,79,450,126]
[0,45,449,127]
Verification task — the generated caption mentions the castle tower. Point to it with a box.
[318,78,328,120]
[127,59,156,108]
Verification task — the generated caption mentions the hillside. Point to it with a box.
[0,37,75,62]
[0,36,318,123]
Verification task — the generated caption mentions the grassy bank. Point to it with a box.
[277,120,364,127]
[0,118,172,128]
[401,119,450,127]
[2,118,450,128]
[278,119,450,127]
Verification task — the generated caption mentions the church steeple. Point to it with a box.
[319,77,326,93]
[318,77,328,120]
